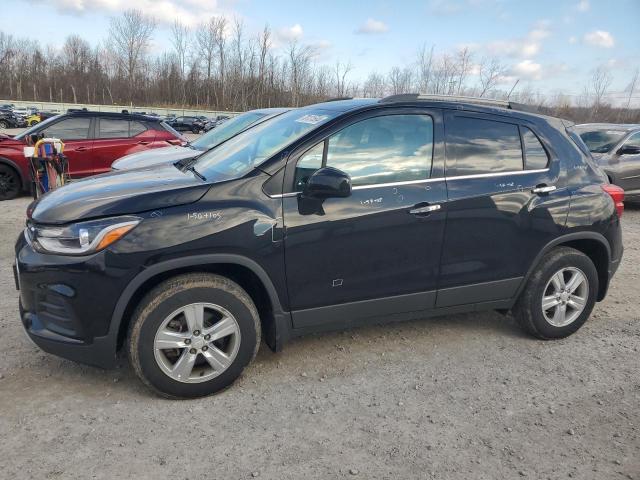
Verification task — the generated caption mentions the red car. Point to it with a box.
[0,110,186,200]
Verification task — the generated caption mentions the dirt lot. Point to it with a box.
[0,195,638,480]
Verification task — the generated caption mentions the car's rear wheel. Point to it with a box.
[0,164,21,200]
[513,247,598,339]
[0,120,8,129]
[128,273,261,398]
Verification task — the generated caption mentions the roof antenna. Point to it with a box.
[507,79,520,100]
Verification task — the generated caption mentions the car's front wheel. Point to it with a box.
[128,273,261,398]
[513,247,598,339]
[0,120,8,129]
[0,164,21,200]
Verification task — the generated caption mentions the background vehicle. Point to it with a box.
[0,110,25,129]
[26,113,40,126]
[0,110,185,199]
[112,108,288,170]
[574,123,640,201]
[15,96,623,398]
[168,115,206,133]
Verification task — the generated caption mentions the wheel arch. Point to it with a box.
[517,232,611,303]
[110,254,290,356]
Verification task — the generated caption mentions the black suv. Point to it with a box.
[168,115,206,133]
[14,95,624,398]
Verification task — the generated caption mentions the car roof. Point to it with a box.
[64,110,163,122]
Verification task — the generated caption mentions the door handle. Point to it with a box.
[532,184,557,194]
[137,141,151,145]
[409,204,441,215]
[75,146,88,152]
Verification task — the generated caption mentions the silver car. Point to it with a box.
[111,108,290,170]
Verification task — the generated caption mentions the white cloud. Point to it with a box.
[576,0,590,12]
[583,30,615,48]
[485,21,551,58]
[277,24,304,42]
[511,60,543,80]
[355,18,389,34]
[30,0,225,27]
[569,36,577,44]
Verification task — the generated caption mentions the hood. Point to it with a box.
[31,163,214,224]
[111,145,199,170]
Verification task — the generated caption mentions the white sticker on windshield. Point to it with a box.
[295,114,329,125]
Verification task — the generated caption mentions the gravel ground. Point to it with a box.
[0,195,638,480]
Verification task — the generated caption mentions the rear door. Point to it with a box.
[282,107,447,329]
[40,116,93,177]
[92,118,156,174]
[437,111,570,307]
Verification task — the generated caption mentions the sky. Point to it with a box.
[2,0,639,103]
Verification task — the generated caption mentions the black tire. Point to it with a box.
[128,273,261,398]
[192,127,200,134]
[0,164,21,200]
[0,120,8,129]
[513,247,598,339]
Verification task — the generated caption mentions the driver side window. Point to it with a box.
[293,113,434,191]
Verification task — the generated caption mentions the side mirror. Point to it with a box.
[617,145,640,156]
[302,167,352,199]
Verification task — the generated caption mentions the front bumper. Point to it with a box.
[14,234,134,369]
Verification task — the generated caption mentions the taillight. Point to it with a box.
[602,184,625,218]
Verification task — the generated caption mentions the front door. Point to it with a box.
[613,131,640,194]
[282,108,447,329]
[39,116,94,177]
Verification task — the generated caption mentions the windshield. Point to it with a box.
[193,109,338,180]
[190,111,271,151]
[577,129,626,153]
[14,115,60,140]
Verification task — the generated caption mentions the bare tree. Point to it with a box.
[334,60,352,97]
[590,66,613,113]
[108,9,155,103]
[478,57,504,97]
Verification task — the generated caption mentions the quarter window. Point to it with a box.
[623,132,640,149]
[522,127,549,170]
[130,121,147,136]
[446,116,522,176]
[42,117,91,140]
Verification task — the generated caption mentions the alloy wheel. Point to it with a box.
[0,169,19,200]
[541,267,589,327]
[153,302,241,383]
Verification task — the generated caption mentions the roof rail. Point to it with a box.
[323,96,354,102]
[379,93,538,113]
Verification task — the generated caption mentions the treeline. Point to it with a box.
[0,9,638,124]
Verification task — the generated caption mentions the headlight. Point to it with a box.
[26,216,141,255]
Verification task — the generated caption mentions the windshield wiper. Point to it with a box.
[174,160,206,181]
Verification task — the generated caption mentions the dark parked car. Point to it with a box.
[573,123,640,201]
[0,110,185,200]
[0,110,26,129]
[15,95,623,398]
[168,116,205,133]
[112,108,289,170]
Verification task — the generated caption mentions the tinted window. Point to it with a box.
[522,127,549,170]
[325,114,433,187]
[130,121,147,136]
[42,117,91,140]
[99,118,129,138]
[446,116,522,176]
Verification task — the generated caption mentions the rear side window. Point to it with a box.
[522,127,549,170]
[42,117,91,140]
[99,119,129,138]
[446,116,522,176]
